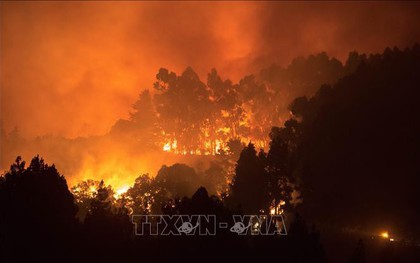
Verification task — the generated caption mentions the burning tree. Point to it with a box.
[112,52,359,156]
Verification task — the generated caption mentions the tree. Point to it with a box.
[0,156,79,260]
[154,67,212,153]
[207,69,243,143]
[83,180,131,258]
[283,45,420,236]
[227,138,245,157]
[266,127,297,212]
[130,89,159,145]
[110,89,159,149]
[287,214,326,263]
[228,143,269,214]
[203,162,228,196]
[348,239,366,263]
[162,187,226,216]
[71,179,102,221]
[154,163,203,200]
[125,174,156,214]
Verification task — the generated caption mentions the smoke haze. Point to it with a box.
[2,2,420,138]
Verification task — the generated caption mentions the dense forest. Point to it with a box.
[110,50,363,153]
[1,45,420,262]
[0,49,367,193]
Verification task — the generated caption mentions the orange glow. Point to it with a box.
[74,159,135,191]
[2,2,418,139]
[269,200,286,215]
[114,185,130,198]
[2,2,420,205]
[163,143,171,152]
[381,231,389,239]
[66,141,162,195]
[270,208,276,215]
[89,186,97,194]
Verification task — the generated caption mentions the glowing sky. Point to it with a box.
[2,1,420,138]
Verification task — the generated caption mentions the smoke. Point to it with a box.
[1,2,420,186]
[254,2,420,67]
[2,2,420,138]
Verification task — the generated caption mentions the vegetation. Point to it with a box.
[1,45,420,262]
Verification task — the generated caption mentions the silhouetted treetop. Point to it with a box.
[0,156,79,259]
[276,44,420,235]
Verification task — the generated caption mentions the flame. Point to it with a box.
[269,200,286,215]
[69,151,156,197]
[163,142,171,152]
[71,183,98,201]
[89,186,97,194]
[221,110,230,118]
[380,231,389,239]
[162,139,178,153]
[159,132,248,156]
[215,139,222,154]
[217,127,231,134]
[114,185,130,198]
[270,208,276,215]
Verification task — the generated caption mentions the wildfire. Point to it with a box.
[114,185,130,198]
[270,208,276,215]
[89,186,97,195]
[69,152,156,202]
[380,231,389,239]
[269,200,286,215]
[163,142,171,152]
[159,126,271,155]
[380,230,397,241]
[162,140,178,152]
[71,182,99,201]
[161,135,250,155]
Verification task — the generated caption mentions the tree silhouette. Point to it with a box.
[104,50,362,155]
[286,214,326,263]
[203,162,228,195]
[1,45,419,262]
[282,44,420,236]
[125,173,159,214]
[228,143,269,214]
[83,180,131,259]
[227,138,245,157]
[0,156,79,260]
[154,163,203,201]
[71,179,102,221]
[348,239,366,263]
[154,67,212,153]
[266,126,297,212]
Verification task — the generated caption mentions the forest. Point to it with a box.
[1,45,420,262]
